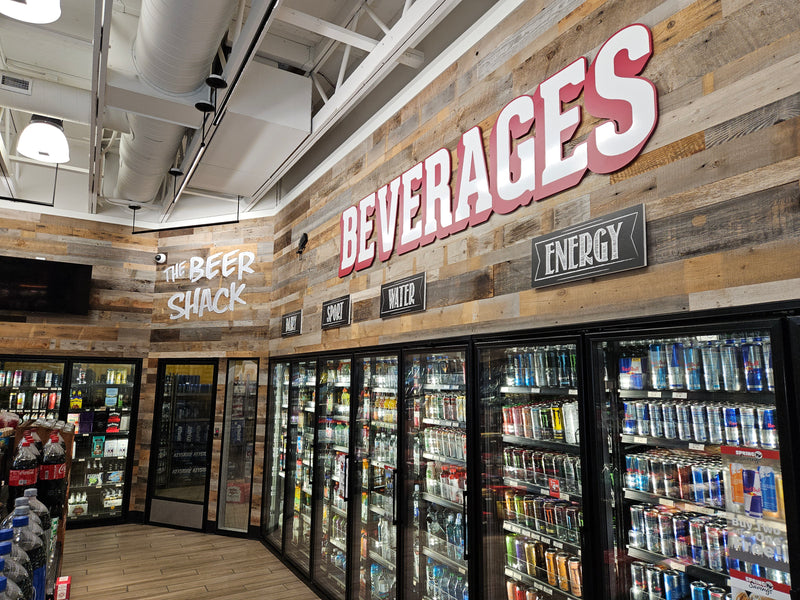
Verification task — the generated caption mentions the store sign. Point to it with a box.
[338,24,658,277]
[380,273,426,318]
[164,249,256,320]
[531,204,646,288]
[322,295,351,329]
[281,310,302,337]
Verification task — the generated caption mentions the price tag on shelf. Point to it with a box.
[689,443,705,451]
[671,562,686,572]
[648,391,662,398]
[634,437,648,444]
[694,505,715,515]
[553,541,563,549]
[534,583,551,595]
[568,389,578,396]
[560,493,570,501]
[661,498,674,507]
[673,392,687,399]
[532,388,541,394]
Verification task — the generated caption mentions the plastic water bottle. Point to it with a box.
[0,562,23,600]
[11,517,44,600]
[20,494,48,560]
[2,510,43,556]
[0,576,15,600]
[0,542,32,600]
[0,533,31,581]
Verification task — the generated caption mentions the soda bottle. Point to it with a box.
[37,434,66,519]
[0,542,31,600]
[8,443,38,512]
[11,516,44,600]
[0,562,23,600]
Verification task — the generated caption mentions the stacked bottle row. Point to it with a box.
[425,464,466,503]
[503,448,582,495]
[0,371,62,389]
[423,429,466,461]
[367,563,394,600]
[320,420,349,446]
[624,450,725,508]
[420,356,465,387]
[622,400,778,448]
[425,559,468,600]
[502,400,580,444]
[505,533,583,597]
[365,394,398,423]
[424,393,466,423]
[321,362,351,385]
[503,493,582,545]
[1,491,55,600]
[630,561,726,600]
[371,431,397,465]
[504,347,578,389]
[617,336,774,393]
[425,505,466,562]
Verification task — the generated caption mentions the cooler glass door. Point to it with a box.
[353,354,399,600]
[217,359,259,533]
[406,350,469,600]
[263,361,290,549]
[592,325,791,600]
[284,359,317,573]
[313,358,352,599]
[479,342,584,600]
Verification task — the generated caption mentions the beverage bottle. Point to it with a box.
[8,443,38,512]
[426,558,435,597]
[0,562,23,600]
[0,542,31,600]
[1,507,44,555]
[412,484,420,527]
[0,576,15,600]
[11,516,44,600]
[453,512,464,560]
[20,494,48,558]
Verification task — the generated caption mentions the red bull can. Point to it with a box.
[757,407,778,449]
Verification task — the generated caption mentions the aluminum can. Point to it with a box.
[515,538,527,571]
[690,581,709,600]
[648,343,668,390]
[538,407,554,441]
[567,557,582,597]
[723,406,740,446]
[707,525,725,571]
[502,407,514,435]
[662,403,678,440]
[691,466,709,506]
[526,590,537,600]
[515,583,526,600]
[663,570,683,600]
[649,402,664,438]
[505,534,517,566]
[690,404,708,443]
[556,552,570,591]
[565,507,580,544]
[557,347,572,388]
[562,401,580,444]
[545,349,559,388]
[644,566,663,597]
[708,587,727,600]
[635,456,650,492]
[673,513,690,560]
[532,497,546,531]
[523,495,537,528]
[662,461,679,498]
[741,339,764,392]
[551,404,565,441]
[667,342,686,390]
[631,561,647,590]
[689,518,708,566]
[762,338,775,392]
[683,342,703,391]
[521,406,534,438]
[506,580,517,600]
[544,549,558,586]
[659,511,676,556]
[720,340,742,392]
[533,542,547,576]
[554,503,568,536]
[707,468,724,508]
[757,407,778,449]
[532,452,546,486]
[723,528,739,572]
[629,504,645,532]
[530,407,543,440]
[643,508,660,552]
[635,402,650,437]
[739,406,759,447]
[563,456,577,494]
[543,501,557,536]
[759,466,778,514]
[523,450,537,482]
[648,458,664,496]
[706,405,724,444]
[533,349,547,388]
[676,404,693,441]
[514,494,526,524]
[524,542,537,576]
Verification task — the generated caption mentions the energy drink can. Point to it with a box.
[741,339,764,392]
[551,404,565,441]
[532,497,546,531]
[706,405,724,444]
[563,456,578,494]
[636,456,651,492]
[515,538,527,571]
[645,566,664,597]
[663,461,679,498]
[683,342,703,391]
[629,504,645,532]
[663,570,682,600]
[556,552,570,591]
[622,401,637,435]
[707,525,725,571]
[662,403,678,440]
[544,549,558,586]
[530,407,543,440]
[648,343,668,390]
[691,466,709,506]
[757,407,778,449]
[557,347,572,388]
[701,341,723,391]
[554,503,568,537]
[502,407,515,435]
[648,458,665,496]
[708,588,726,600]
[516,583,526,600]
[526,590,537,600]
[649,402,664,438]
[565,507,580,544]
[523,495,537,528]
[643,508,660,552]
[635,402,650,437]
[667,342,686,390]
[659,512,676,556]
[723,406,740,446]
[690,404,708,443]
[707,468,724,508]
[567,557,582,597]
[739,406,759,447]
[673,514,690,560]
[720,340,742,392]
[539,407,554,441]
[532,452,546,486]
[533,349,547,388]
[677,462,693,501]
[630,561,647,590]
[689,518,708,566]
[534,542,547,576]
[507,580,517,600]
[676,404,693,441]
[762,338,775,392]
[505,534,517,567]
[543,501,557,537]
[524,542,537,576]
[690,581,709,600]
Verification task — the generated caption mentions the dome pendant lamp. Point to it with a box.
[17,114,70,163]
[0,0,61,24]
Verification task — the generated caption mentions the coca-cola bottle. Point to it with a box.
[36,436,65,519]
[7,443,37,512]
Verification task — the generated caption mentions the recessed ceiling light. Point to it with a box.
[0,0,61,24]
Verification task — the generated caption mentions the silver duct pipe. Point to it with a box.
[114,0,236,203]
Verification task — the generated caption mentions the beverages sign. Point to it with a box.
[281,310,302,337]
[338,24,658,277]
[322,295,351,329]
[380,273,426,318]
[531,204,646,288]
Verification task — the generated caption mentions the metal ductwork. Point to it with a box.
[114,0,236,203]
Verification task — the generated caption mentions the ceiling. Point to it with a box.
[0,0,499,230]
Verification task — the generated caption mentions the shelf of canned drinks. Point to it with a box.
[501,386,579,397]
[504,475,581,502]
[421,544,467,575]
[627,547,730,588]
[503,521,582,557]
[503,434,580,454]
[504,563,582,600]
[623,488,787,532]
[502,455,582,497]
[629,562,726,600]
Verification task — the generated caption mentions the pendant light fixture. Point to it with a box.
[0,0,61,24]
[17,114,70,163]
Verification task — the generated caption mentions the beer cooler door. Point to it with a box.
[478,342,584,600]
[283,359,317,574]
[405,349,469,600]
[592,324,792,600]
[263,361,290,549]
[352,354,399,600]
[313,358,352,599]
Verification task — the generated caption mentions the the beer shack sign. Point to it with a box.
[338,24,658,278]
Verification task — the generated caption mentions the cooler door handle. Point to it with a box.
[343,454,349,501]
[462,494,469,561]
[392,467,399,525]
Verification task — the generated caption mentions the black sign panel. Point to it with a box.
[281,310,302,337]
[532,204,646,288]
[380,273,426,318]
[322,295,351,330]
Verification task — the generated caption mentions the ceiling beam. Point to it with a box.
[273,6,424,69]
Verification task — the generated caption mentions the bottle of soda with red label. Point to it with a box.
[7,444,37,512]
[36,435,65,519]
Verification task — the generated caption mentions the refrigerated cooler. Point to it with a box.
[591,325,792,600]
[0,358,65,421]
[478,342,584,600]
